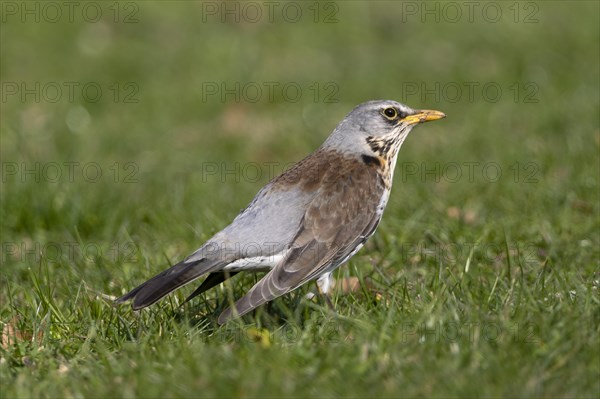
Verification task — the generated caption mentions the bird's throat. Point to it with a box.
[364,135,404,189]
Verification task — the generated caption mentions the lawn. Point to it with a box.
[1,1,599,398]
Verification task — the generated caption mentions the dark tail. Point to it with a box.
[116,258,224,310]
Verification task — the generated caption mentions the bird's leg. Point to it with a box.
[316,273,337,313]
[323,293,336,312]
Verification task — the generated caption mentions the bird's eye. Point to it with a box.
[382,107,398,120]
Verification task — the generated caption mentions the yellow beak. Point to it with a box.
[403,109,446,125]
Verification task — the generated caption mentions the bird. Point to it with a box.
[116,100,445,324]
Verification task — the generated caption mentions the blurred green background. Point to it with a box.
[1,1,598,398]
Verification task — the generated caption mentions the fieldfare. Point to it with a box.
[116,100,445,324]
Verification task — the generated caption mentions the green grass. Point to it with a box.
[1,1,599,398]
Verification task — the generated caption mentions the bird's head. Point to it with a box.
[324,100,445,158]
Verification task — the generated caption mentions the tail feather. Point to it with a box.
[116,258,223,309]
[115,262,189,304]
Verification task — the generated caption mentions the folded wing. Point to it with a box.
[218,158,386,323]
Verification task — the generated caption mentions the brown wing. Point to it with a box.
[218,157,386,323]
